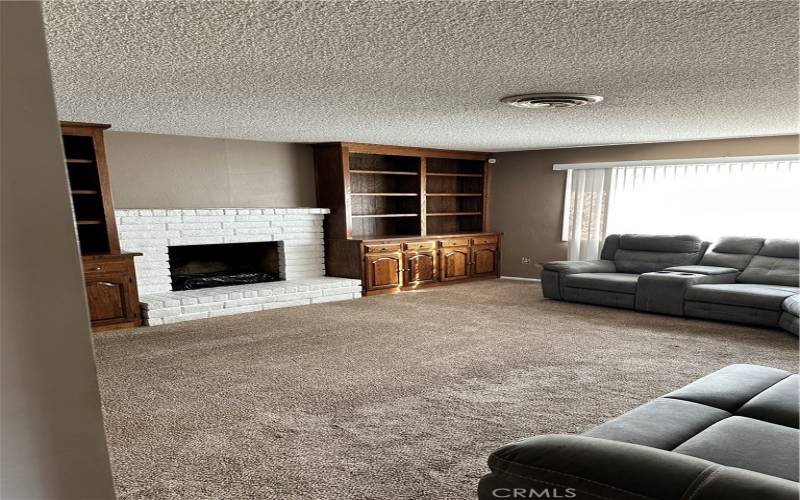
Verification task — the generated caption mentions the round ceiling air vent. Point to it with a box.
[501,93,604,109]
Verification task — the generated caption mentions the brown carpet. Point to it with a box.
[94,279,798,499]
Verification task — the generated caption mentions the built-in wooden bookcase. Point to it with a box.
[425,157,486,234]
[60,122,141,331]
[313,142,500,295]
[314,143,491,240]
[62,123,120,255]
[349,153,422,238]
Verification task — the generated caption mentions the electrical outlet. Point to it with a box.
[521,256,531,264]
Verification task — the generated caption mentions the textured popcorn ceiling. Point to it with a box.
[43,1,799,151]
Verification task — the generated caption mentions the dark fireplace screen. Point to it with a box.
[168,241,281,291]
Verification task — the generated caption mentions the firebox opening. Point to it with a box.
[168,241,281,291]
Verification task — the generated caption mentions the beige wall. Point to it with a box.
[1,2,116,498]
[104,132,316,209]
[490,135,800,279]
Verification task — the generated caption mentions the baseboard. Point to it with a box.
[500,276,541,282]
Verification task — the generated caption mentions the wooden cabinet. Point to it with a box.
[314,142,499,296]
[357,233,500,295]
[364,253,403,292]
[403,249,437,287]
[82,253,141,331]
[439,246,471,281]
[61,122,142,332]
[85,280,126,322]
[472,245,498,277]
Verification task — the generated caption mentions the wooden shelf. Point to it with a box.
[351,192,418,197]
[65,158,94,164]
[426,193,482,197]
[427,212,482,217]
[350,170,418,176]
[316,143,489,243]
[76,220,104,225]
[426,172,483,178]
[352,213,419,218]
[71,189,99,195]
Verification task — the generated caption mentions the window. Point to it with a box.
[559,156,799,260]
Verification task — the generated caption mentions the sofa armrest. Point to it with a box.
[542,260,616,274]
[478,435,798,500]
[665,265,739,277]
[541,260,616,300]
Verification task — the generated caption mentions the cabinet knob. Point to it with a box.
[93,266,102,271]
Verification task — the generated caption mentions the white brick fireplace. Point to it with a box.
[116,208,361,325]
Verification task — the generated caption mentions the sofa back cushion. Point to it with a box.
[738,239,800,286]
[700,236,765,270]
[612,234,705,274]
[600,234,620,261]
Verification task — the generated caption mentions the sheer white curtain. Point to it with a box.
[562,159,799,260]
[564,168,613,260]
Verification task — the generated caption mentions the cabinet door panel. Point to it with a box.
[439,247,470,281]
[404,251,437,286]
[365,253,402,291]
[472,245,498,277]
[85,278,127,322]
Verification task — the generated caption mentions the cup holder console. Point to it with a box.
[637,270,704,315]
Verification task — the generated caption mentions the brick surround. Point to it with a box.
[116,208,361,325]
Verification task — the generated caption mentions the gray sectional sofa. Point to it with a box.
[541,234,799,335]
[479,364,799,500]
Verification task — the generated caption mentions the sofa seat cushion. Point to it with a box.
[736,375,799,429]
[562,273,639,294]
[585,398,730,450]
[673,416,799,482]
[663,364,793,413]
[685,284,799,311]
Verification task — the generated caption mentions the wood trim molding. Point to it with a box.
[342,142,490,160]
[59,121,111,129]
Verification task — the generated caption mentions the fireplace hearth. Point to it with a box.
[168,241,281,291]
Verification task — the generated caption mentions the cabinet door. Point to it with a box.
[471,244,498,277]
[439,247,470,281]
[85,277,128,323]
[364,253,403,292]
[404,250,437,287]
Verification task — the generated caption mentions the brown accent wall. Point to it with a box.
[490,135,800,279]
[104,131,316,209]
